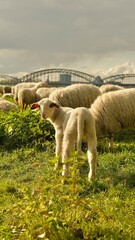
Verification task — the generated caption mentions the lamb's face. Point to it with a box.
[31,98,59,120]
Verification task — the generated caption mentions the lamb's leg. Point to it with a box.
[76,114,84,155]
[54,131,63,171]
[87,138,97,180]
[62,138,74,177]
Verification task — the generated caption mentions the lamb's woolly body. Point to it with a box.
[31,98,97,180]
[36,87,57,101]
[90,88,135,148]
[99,84,124,94]
[18,82,47,111]
[49,84,101,108]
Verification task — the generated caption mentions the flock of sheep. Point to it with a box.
[0,81,134,180]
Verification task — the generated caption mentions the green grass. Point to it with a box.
[0,137,135,240]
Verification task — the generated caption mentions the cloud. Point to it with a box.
[93,62,135,77]
[0,0,135,74]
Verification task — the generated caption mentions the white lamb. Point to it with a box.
[31,98,97,180]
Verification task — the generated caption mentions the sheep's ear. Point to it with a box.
[31,103,39,110]
[49,102,59,108]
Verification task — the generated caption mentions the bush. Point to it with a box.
[0,109,55,151]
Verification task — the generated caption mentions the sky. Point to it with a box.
[0,0,135,78]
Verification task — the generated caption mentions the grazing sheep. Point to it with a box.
[49,83,101,108]
[36,87,57,101]
[18,82,47,111]
[31,98,97,180]
[14,81,48,103]
[0,99,18,111]
[100,84,124,94]
[2,93,14,100]
[90,88,135,150]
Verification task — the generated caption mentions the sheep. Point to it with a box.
[90,88,135,150]
[0,99,18,111]
[49,83,101,108]
[99,84,124,94]
[31,98,97,180]
[36,87,57,101]
[2,93,14,100]
[18,82,47,111]
[14,81,48,103]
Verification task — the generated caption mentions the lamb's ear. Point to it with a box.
[31,103,39,110]
[49,102,59,108]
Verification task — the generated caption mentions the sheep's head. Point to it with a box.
[31,98,59,120]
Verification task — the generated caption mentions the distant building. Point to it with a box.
[59,74,71,85]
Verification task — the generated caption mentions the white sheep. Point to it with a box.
[31,98,97,180]
[100,84,124,94]
[49,83,101,108]
[14,81,48,103]
[2,93,14,100]
[36,87,57,101]
[0,99,18,111]
[90,88,135,150]
[18,82,47,111]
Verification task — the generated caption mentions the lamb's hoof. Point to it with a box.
[53,163,62,172]
[88,172,95,181]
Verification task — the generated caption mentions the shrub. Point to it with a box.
[0,109,55,151]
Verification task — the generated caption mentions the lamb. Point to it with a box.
[49,83,101,108]
[31,98,97,180]
[18,82,47,111]
[90,88,135,150]
[99,84,124,94]
[36,87,57,101]
[14,81,48,103]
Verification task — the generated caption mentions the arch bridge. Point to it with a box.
[18,68,96,86]
[103,74,135,87]
[1,71,135,87]
[0,74,18,85]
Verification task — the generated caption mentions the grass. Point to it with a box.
[0,135,135,239]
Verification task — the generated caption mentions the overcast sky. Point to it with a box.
[0,0,135,77]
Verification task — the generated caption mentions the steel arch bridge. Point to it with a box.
[1,71,135,87]
[18,68,96,84]
[0,74,18,84]
[103,74,135,85]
